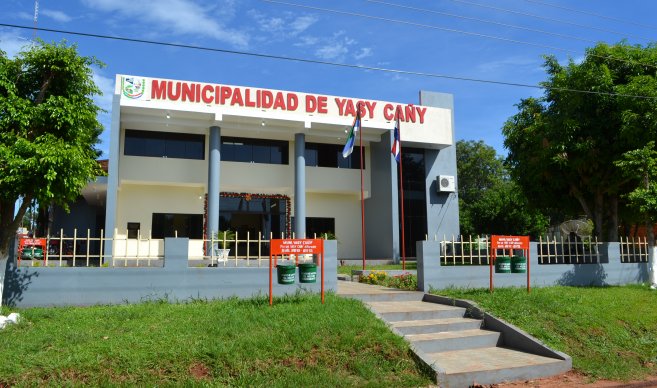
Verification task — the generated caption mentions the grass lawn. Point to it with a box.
[0,293,432,387]
[433,285,657,381]
[337,262,417,275]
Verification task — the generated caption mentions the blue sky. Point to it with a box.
[1,0,655,158]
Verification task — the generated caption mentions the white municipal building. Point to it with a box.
[89,75,460,259]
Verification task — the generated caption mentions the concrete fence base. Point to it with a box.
[417,241,649,291]
[2,238,338,308]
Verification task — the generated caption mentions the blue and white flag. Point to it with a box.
[391,120,401,163]
[342,115,361,158]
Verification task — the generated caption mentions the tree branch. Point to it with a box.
[35,72,54,105]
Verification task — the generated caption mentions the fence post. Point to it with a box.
[234,231,238,265]
[86,228,91,267]
[100,229,105,267]
[258,232,262,267]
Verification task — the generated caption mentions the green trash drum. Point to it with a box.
[298,263,317,283]
[495,256,511,273]
[277,264,296,284]
[511,256,527,273]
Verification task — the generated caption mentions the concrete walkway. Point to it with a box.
[337,280,571,387]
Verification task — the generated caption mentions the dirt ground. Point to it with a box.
[482,371,657,388]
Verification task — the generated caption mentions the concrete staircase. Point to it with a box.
[338,281,571,387]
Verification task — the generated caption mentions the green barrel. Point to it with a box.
[495,256,511,274]
[276,264,296,285]
[511,256,527,273]
[298,263,317,283]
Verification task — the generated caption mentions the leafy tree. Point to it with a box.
[0,41,104,261]
[456,140,505,235]
[503,42,657,241]
[456,140,548,237]
[615,142,657,287]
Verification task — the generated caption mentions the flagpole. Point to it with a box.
[358,103,367,270]
[397,118,407,271]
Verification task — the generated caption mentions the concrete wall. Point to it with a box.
[52,198,104,237]
[116,184,205,238]
[3,239,338,308]
[417,240,649,291]
[419,92,460,241]
[365,131,399,260]
[120,155,208,186]
[0,257,6,309]
[307,193,361,259]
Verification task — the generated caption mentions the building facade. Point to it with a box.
[104,75,459,259]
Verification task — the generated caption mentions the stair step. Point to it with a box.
[337,282,424,302]
[405,329,501,353]
[392,317,482,334]
[345,291,424,303]
[427,347,570,387]
[368,301,465,321]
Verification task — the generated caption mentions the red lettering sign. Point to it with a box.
[270,239,323,255]
[491,235,530,250]
[146,79,430,123]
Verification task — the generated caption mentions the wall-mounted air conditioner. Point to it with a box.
[437,175,455,192]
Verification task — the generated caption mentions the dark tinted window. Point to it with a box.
[399,147,427,257]
[221,137,288,165]
[124,130,205,160]
[152,213,203,239]
[306,217,335,238]
[305,143,363,169]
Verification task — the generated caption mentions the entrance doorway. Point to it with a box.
[216,193,290,239]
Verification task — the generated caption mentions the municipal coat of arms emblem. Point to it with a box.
[122,77,145,99]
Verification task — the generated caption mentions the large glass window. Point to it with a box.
[305,143,363,169]
[221,137,288,165]
[399,148,427,257]
[152,213,203,239]
[306,217,335,238]
[124,129,205,160]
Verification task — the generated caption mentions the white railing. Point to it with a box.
[619,236,649,263]
[19,229,331,268]
[436,234,605,266]
[43,228,111,267]
[537,235,601,264]
[436,235,490,266]
[112,230,164,267]
[189,231,332,267]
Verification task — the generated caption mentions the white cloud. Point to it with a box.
[295,36,319,47]
[477,56,539,74]
[82,0,248,48]
[0,31,32,58]
[92,71,115,113]
[289,15,318,35]
[354,47,372,60]
[16,12,33,21]
[315,42,349,61]
[41,9,73,23]
[92,71,115,158]
[313,31,357,62]
[249,10,318,41]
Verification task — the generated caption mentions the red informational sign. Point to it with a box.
[491,235,530,250]
[270,239,323,255]
[490,235,531,294]
[18,237,48,265]
[269,239,325,306]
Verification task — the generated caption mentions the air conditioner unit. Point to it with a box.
[437,175,455,192]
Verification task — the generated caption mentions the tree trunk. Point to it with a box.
[649,224,656,288]
[0,197,32,261]
[593,192,604,239]
[0,246,7,308]
[570,185,593,221]
[607,195,619,242]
